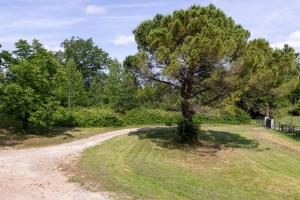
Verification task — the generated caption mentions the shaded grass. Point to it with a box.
[130,127,259,151]
[0,125,122,149]
[0,114,149,149]
[73,125,300,200]
[0,115,105,148]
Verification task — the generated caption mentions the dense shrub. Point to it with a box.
[194,106,251,124]
[52,108,77,127]
[123,108,181,125]
[0,114,22,129]
[52,106,250,128]
[231,107,251,122]
[286,101,300,116]
[53,107,123,127]
[72,108,123,127]
[289,109,300,116]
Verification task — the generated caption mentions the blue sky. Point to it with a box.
[1,0,300,61]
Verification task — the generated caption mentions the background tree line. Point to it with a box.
[0,37,175,129]
[0,5,299,142]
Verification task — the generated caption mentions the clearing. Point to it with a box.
[1,125,300,200]
[72,125,300,200]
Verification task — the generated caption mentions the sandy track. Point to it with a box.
[0,128,142,200]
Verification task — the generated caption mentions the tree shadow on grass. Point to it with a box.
[0,127,78,148]
[0,129,30,147]
[130,127,259,154]
[202,130,259,149]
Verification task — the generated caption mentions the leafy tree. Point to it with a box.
[130,4,250,142]
[13,39,33,59]
[114,73,138,113]
[0,64,4,103]
[236,39,299,117]
[134,83,179,109]
[104,60,138,113]
[125,56,180,110]
[0,48,14,70]
[0,44,12,106]
[85,74,107,106]
[61,60,85,108]
[61,37,111,87]
[2,40,63,129]
[289,82,300,105]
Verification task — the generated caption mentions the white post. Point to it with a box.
[264,116,268,127]
[270,119,274,129]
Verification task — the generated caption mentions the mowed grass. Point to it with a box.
[73,125,300,200]
[276,115,300,126]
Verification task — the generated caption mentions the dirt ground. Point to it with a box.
[0,128,141,200]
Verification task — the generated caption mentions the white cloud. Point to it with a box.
[113,35,135,46]
[85,5,107,15]
[271,30,300,51]
[289,30,300,40]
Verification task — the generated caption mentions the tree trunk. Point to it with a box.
[177,72,199,143]
[180,77,194,122]
[179,98,198,142]
[179,83,199,143]
[266,104,270,118]
[181,99,193,122]
[22,116,29,130]
[68,94,71,109]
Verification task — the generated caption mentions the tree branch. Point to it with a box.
[191,87,210,98]
[148,76,180,89]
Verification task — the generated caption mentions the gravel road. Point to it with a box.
[0,128,141,200]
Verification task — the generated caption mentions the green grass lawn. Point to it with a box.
[72,125,300,200]
[276,115,300,126]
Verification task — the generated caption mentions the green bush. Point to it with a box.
[193,106,251,124]
[52,108,77,127]
[52,106,250,128]
[231,107,251,122]
[53,107,123,127]
[123,108,181,125]
[0,114,22,129]
[73,108,123,127]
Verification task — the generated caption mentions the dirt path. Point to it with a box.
[0,128,142,200]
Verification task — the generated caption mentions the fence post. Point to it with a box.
[293,126,295,135]
[271,119,274,129]
[279,122,280,131]
[264,117,268,127]
[259,118,300,137]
